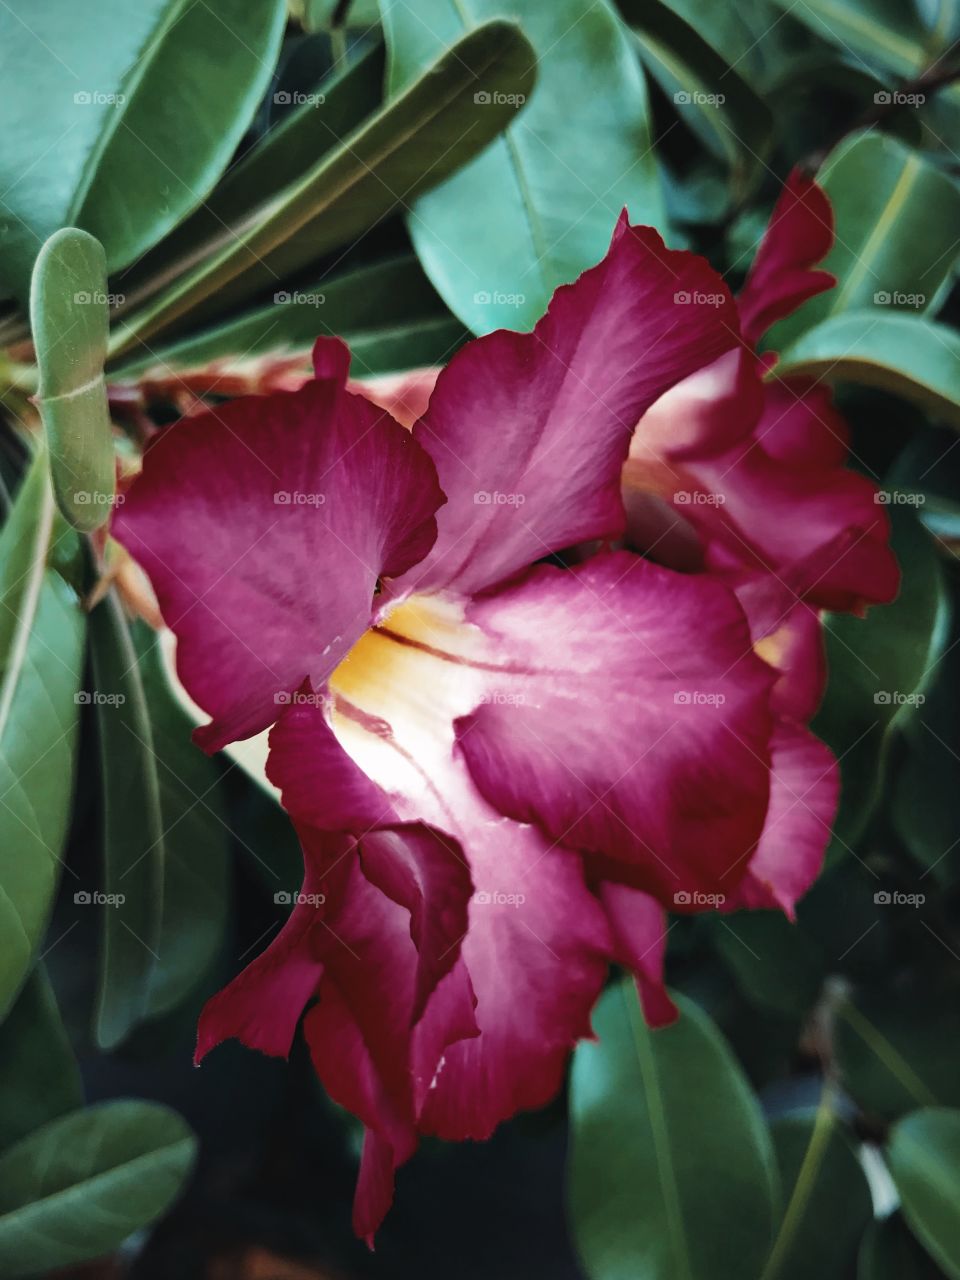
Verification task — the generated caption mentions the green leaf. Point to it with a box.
[381,0,663,335]
[619,0,772,193]
[0,454,85,1018]
[0,1100,196,1278]
[111,256,465,381]
[117,41,385,314]
[0,0,287,303]
[87,591,164,1049]
[30,229,114,532]
[0,967,81,1150]
[776,313,960,429]
[859,1212,948,1279]
[768,0,935,76]
[109,22,535,357]
[889,1109,960,1280]
[568,982,778,1280]
[770,134,960,346]
[133,626,229,1020]
[835,987,960,1121]
[813,505,949,848]
[764,1107,873,1280]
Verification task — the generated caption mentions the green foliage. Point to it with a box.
[1,0,960,1272]
[569,983,779,1279]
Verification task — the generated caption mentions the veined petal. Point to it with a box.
[306,596,612,1140]
[597,881,677,1026]
[455,552,774,904]
[393,215,740,597]
[738,170,835,344]
[725,721,837,916]
[113,337,444,752]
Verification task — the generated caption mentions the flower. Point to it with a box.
[113,209,868,1242]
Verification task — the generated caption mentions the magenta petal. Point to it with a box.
[195,888,323,1063]
[738,170,835,344]
[598,882,677,1026]
[394,216,740,597]
[727,722,838,916]
[456,551,774,904]
[268,695,474,1019]
[113,337,444,751]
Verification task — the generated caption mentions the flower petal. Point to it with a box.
[738,170,835,345]
[726,721,838,917]
[455,552,774,904]
[113,337,444,751]
[393,216,740,597]
[597,881,677,1026]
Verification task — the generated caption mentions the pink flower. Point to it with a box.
[113,207,869,1241]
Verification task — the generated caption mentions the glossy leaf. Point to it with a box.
[813,505,949,848]
[117,41,385,314]
[0,967,81,1150]
[0,0,287,303]
[0,1100,196,1278]
[382,0,664,334]
[30,229,114,532]
[0,454,85,1018]
[769,0,935,76]
[889,1109,960,1280]
[770,134,960,346]
[109,22,535,357]
[88,591,164,1049]
[776,312,960,429]
[111,256,465,381]
[132,625,229,1020]
[619,0,772,192]
[569,982,778,1280]
[765,1108,873,1280]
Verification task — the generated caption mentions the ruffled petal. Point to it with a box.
[726,721,838,916]
[113,337,444,751]
[297,597,612,1140]
[738,170,835,345]
[597,881,677,1026]
[394,215,740,597]
[455,551,774,904]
